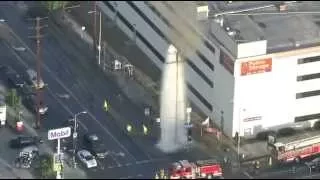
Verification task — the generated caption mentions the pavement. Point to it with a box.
[0,1,310,179]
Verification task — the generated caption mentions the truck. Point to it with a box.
[0,100,7,127]
[270,133,320,163]
[168,159,223,179]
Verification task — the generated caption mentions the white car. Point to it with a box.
[77,150,97,169]
[26,69,45,89]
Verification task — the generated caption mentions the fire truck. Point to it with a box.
[270,134,320,163]
[168,159,223,179]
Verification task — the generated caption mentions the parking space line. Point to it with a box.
[6,25,136,163]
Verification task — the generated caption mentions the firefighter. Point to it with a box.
[160,169,165,179]
[143,124,148,135]
[103,100,109,112]
[126,124,132,133]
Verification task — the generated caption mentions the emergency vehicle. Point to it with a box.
[168,159,223,179]
[270,134,320,163]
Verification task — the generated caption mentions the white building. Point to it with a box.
[98,1,320,138]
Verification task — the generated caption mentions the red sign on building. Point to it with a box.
[241,58,272,76]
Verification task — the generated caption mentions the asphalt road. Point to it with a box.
[0,2,221,179]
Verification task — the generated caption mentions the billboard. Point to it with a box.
[48,127,71,140]
[241,58,272,76]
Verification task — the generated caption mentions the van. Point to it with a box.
[26,69,44,89]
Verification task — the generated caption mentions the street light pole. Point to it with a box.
[72,111,87,168]
[238,108,245,164]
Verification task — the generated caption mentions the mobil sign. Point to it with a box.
[48,127,71,140]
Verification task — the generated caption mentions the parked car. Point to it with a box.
[22,95,48,115]
[83,133,108,159]
[9,136,43,149]
[77,149,98,169]
[26,69,45,89]
[0,66,25,88]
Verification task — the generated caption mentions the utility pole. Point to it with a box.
[28,17,48,129]
[93,1,97,54]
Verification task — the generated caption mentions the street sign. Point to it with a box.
[48,127,71,140]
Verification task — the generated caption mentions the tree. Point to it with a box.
[42,1,69,12]
[5,89,21,123]
[5,89,21,110]
[38,154,55,179]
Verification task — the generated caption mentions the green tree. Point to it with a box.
[5,89,21,110]
[38,154,55,179]
[5,89,21,123]
[42,1,69,12]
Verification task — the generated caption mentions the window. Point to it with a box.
[186,82,213,111]
[296,90,320,99]
[104,1,165,63]
[186,58,213,88]
[298,56,320,64]
[297,73,320,81]
[295,113,320,122]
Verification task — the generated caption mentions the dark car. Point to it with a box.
[22,95,48,115]
[83,133,108,159]
[0,66,25,88]
[9,136,43,149]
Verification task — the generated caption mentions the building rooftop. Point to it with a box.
[207,1,320,54]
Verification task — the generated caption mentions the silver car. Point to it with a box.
[77,149,97,169]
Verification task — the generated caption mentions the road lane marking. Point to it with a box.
[3,42,90,132]
[243,171,253,179]
[6,24,136,164]
[105,158,168,169]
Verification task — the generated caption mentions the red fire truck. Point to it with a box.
[270,134,320,163]
[168,159,223,179]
